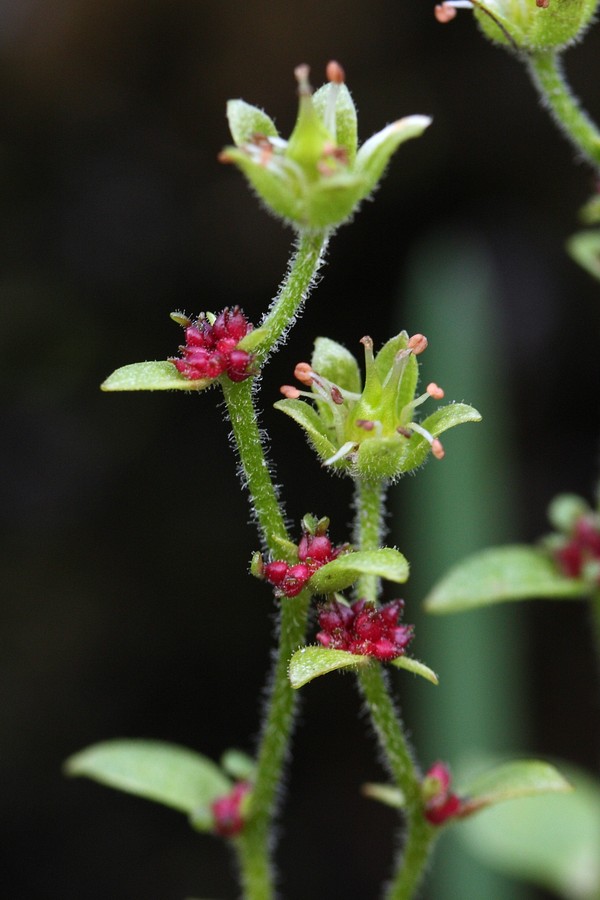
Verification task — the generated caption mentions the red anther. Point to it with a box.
[326,60,345,84]
[434,3,458,23]
[294,362,314,385]
[427,382,445,400]
[356,419,375,431]
[431,438,445,460]
[407,333,428,354]
[280,384,302,399]
[331,386,344,405]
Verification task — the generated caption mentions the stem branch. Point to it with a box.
[222,228,329,899]
[526,50,600,173]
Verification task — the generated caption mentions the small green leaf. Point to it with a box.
[65,739,230,814]
[425,545,587,614]
[101,361,212,392]
[237,326,268,353]
[362,782,406,809]
[308,547,409,595]
[311,336,361,394]
[461,759,572,815]
[355,115,431,195]
[220,749,256,781]
[389,655,439,685]
[288,646,369,688]
[458,763,600,900]
[567,229,600,282]
[226,99,279,147]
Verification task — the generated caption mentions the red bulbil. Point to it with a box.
[422,762,463,825]
[316,599,413,661]
[172,306,254,383]
[261,526,346,598]
[211,781,252,838]
[554,515,600,580]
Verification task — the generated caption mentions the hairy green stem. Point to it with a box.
[355,477,386,601]
[358,662,435,899]
[257,230,328,363]
[354,476,434,899]
[526,50,600,173]
[221,229,328,899]
[222,377,288,553]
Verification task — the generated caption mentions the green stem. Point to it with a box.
[256,230,328,363]
[354,477,386,601]
[222,377,288,553]
[354,476,435,899]
[526,50,600,173]
[236,589,311,899]
[221,229,328,899]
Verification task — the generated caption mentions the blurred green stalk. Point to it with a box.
[396,231,529,900]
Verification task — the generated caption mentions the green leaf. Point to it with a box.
[101,361,212,392]
[219,749,256,781]
[389,655,439,685]
[567,229,600,282]
[425,545,588,614]
[461,759,572,816]
[458,762,600,900]
[355,115,431,196]
[288,646,369,688]
[308,547,409,594]
[237,326,269,353]
[226,99,279,147]
[311,336,361,394]
[65,739,230,814]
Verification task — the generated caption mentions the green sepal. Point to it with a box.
[458,762,600,899]
[64,739,230,816]
[220,749,256,781]
[308,547,409,594]
[547,493,590,532]
[220,147,306,226]
[355,116,432,196]
[460,759,572,817]
[389,655,439,685]
[424,545,588,614]
[474,0,598,52]
[101,360,212,392]
[311,336,361,394]
[274,397,344,467]
[411,402,482,455]
[226,99,279,147]
[237,326,269,352]
[566,229,600,282]
[312,82,358,163]
[288,646,370,688]
[361,782,406,809]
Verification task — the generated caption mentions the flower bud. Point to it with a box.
[220,62,431,231]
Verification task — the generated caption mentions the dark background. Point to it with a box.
[1,2,599,898]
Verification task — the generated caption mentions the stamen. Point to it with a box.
[356,419,375,431]
[427,382,445,400]
[323,60,344,139]
[324,440,358,467]
[434,2,458,22]
[407,333,428,355]
[280,385,303,399]
[331,386,344,405]
[294,362,314,385]
[536,0,549,6]
[294,64,312,96]
[326,60,345,85]
[409,422,446,459]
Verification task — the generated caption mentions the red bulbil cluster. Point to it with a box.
[172,307,254,383]
[422,761,463,826]
[316,598,413,661]
[555,516,600,579]
[262,530,345,598]
[211,781,252,838]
